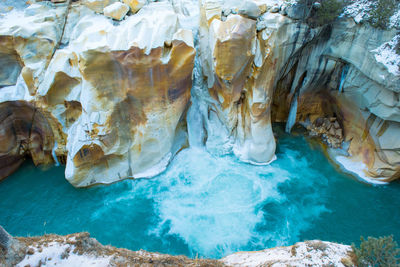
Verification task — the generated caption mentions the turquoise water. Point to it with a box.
[1,126,400,259]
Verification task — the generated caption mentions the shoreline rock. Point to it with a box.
[0,227,355,267]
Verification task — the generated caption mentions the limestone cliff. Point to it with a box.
[0,0,399,185]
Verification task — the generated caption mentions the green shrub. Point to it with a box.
[352,236,400,267]
[295,0,346,26]
[313,0,345,26]
[368,0,397,29]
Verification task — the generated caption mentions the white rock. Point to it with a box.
[123,0,146,13]
[84,0,117,13]
[103,2,129,20]
[270,5,280,13]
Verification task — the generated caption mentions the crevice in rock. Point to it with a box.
[48,0,73,71]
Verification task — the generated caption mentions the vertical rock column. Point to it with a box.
[199,0,285,164]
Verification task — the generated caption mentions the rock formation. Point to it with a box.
[196,0,400,182]
[0,0,195,186]
[0,227,355,267]
[271,4,400,182]
[198,2,277,164]
[0,0,398,185]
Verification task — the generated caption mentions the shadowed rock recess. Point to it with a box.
[0,0,398,186]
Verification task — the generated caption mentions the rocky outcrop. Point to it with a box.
[197,0,400,182]
[103,2,129,20]
[0,0,195,186]
[0,227,355,267]
[0,2,68,180]
[0,229,223,266]
[271,13,400,182]
[303,117,344,148]
[198,0,279,164]
[0,0,399,185]
[0,226,27,267]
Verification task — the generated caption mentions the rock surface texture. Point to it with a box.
[0,228,355,267]
[0,0,195,186]
[0,0,399,185]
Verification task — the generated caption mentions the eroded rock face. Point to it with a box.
[197,0,399,181]
[198,0,279,164]
[0,3,67,91]
[272,17,400,182]
[83,0,117,13]
[0,0,399,185]
[0,2,69,179]
[0,1,195,186]
[0,101,55,181]
[196,0,320,165]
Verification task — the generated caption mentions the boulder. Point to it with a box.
[270,5,280,13]
[0,226,12,250]
[122,0,145,14]
[84,0,117,13]
[103,2,130,20]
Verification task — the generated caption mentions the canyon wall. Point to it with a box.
[0,0,398,185]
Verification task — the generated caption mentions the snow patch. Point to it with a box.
[221,241,352,267]
[343,0,400,28]
[372,35,400,76]
[390,4,400,28]
[17,242,111,267]
[342,0,374,24]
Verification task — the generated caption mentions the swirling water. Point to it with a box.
[1,126,400,259]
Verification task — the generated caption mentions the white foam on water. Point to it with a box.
[87,136,329,259]
[145,145,328,258]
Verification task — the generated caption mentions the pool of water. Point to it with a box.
[1,125,400,259]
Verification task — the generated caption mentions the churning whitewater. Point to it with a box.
[143,146,327,258]
[2,127,400,259]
